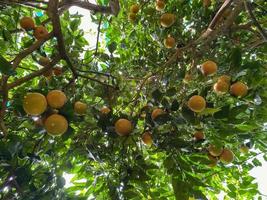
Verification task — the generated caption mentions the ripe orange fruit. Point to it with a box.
[213,80,229,94]
[208,145,223,157]
[34,26,49,40]
[151,108,165,120]
[128,13,137,22]
[164,36,175,48]
[194,131,205,140]
[240,145,249,154]
[156,0,165,11]
[115,118,132,136]
[23,92,47,116]
[207,154,218,167]
[44,114,68,136]
[230,82,248,97]
[100,106,111,115]
[53,67,63,76]
[39,56,51,66]
[20,16,35,30]
[46,90,67,109]
[200,60,217,76]
[160,13,175,28]
[220,148,234,164]
[187,95,206,113]
[74,101,87,115]
[142,132,153,146]
[130,4,140,13]
[218,75,231,84]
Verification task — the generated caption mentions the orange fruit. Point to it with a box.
[142,132,153,146]
[39,56,51,66]
[208,145,223,157]
[151,108,165,120]
[130,4,140,13]
[200,60,217,76]
[230,82,248,97]
[207,154,218,167]
[193,131,205,140]
[34,26,49,40]
[128,13,137,22]
[74,101,87,115]
[187,95,206,113]
[100,106,111,115]
[164,36,175,48]
[156,0,165,11]
[240,145,249,154]
[46,90,67,109]
[20,16,35,30]
[115,119,132,136]
[220,148,234,164]
[53,67,63,76]
[213,80,229,94]
[160,13,175,28]
[218,75,231,84]
[44,114,68,136]
[23,92,47,116]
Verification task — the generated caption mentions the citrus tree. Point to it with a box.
[0,0,267,199]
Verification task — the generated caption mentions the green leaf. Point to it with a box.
[0,55,15,75]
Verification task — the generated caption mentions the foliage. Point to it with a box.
[0,0,267,199]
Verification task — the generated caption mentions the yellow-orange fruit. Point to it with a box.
[23,93,47,116]
[203,0,211,7]
[74,101,87,115]
[20,16,35,30]
[230,82,248,97]
[39,57,50,66]
[142,132,153,146]
[53,67,63,76]
[164,36,175,48]
[218,75,231,84]
[240,145,249,154]
[194,131,205,140]
[34,26,49,40]
[160,13,175,28]
[207,154,218,167]
[156,0,165,11]
[115,119,132,136]
[213,80,229,94]
[220,148,234,164]
[200,60,218,76]
[151,108,165,120]
[44,114,68,136]
[46,90,67,109]
[100,106,111,115]
[130,4,140,13]
[128,13,137,22]
[188,95,206,113]
[208,145,223,157]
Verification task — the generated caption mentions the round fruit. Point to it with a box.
[207,154,218,167]
[23,92,47,116]
[160,13,175,28]
[130,4,140,13]
[100,106,111,115]
[240,145,249,154]
[220,148,234,164]
[187,95,206,113]
[39,56,51,66]
[151,108,165,120]
[194,131,205,140]
[115,119,132,136]
[74,101,87,115]
[164,36,175,48]
[213,80,229,94]
[142,132,153,146]
[230,82,248,97]
[128,13,137,22]
[208,145,223,157]
[34,26,49,40]
[44,114,68,136]
[53,67,63,76]
[20,16,35,30]
[200,60,217,76]
[46,90,67,109]
[156,0,165,11]
[218,75,231,84]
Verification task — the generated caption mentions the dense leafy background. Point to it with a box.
[0,0,267,199]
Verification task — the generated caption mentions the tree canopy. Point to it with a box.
[0,0,267,199]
